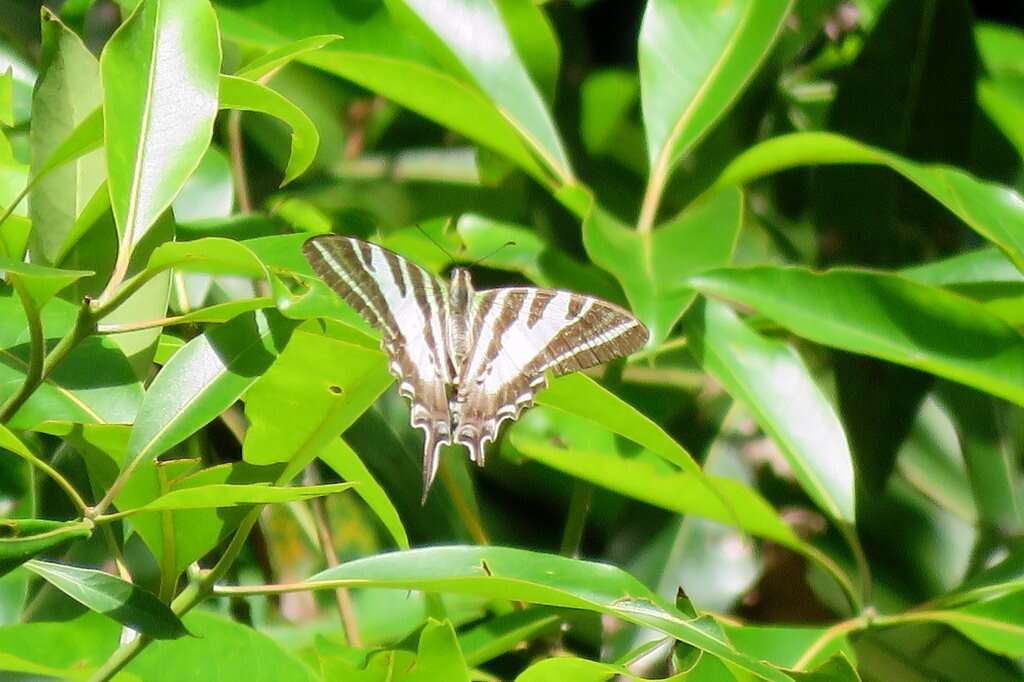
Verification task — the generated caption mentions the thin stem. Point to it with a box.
[0,297,96,425]
[0,184,30,232]
[8,443,89,515]
[308,472,362,646]
[791,614,870,671]
[227,110,252,214]
[840,522,872,608]
[800,543,863,615]
[559,480,592,558]
[0,277,44,424]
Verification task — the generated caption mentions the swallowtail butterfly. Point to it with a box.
[303,235,649,501]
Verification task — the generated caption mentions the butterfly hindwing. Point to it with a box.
[453,287,649,463]
[303,236,454,493]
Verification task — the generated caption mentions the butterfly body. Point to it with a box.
[303,235,649,501]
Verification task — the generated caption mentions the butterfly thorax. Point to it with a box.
[446,267,475,376]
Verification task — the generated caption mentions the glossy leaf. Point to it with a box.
[0,256,91,308]
[912,592,1024,658]
[0,519,92,578]
[101,0,221,252]
[459,607,562,667]
[686,299,855,523]
[29,9,105,265]
[125,309,297,470]
[300,50,550,185]
[146,237,267,278]
[309,546,791,681]
[218,75,318,186]
[690,267,1024,407]
[638,0,791,226]
[235,34,343,81]
[584,187,742,345]
[22,559,187,639]
[389,0,572,184]
[0,293,143,429]
[713,133,1024,272]
[112,481,354,516]
[509,426,804,552]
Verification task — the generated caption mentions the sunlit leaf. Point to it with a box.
[101,0,221,255]
[218,75,318,186]
[691,267,1024,407]
[309,546,791,681]
[584,187,742,345]
[124,309,297,470]
[29,9,105,265]
[713,133,1024,273]
[686,299,855,523]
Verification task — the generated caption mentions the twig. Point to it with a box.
[307,467,362,646]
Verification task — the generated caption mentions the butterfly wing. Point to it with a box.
[303,236,453,496]
[453,288,649,463]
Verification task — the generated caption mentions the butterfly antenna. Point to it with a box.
[471,241,516,268]
[414,223,456,266]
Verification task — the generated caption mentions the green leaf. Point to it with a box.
[579,68,640,158]
[319,437,409,551]
[637,0,791,227]
[458,607,562,667]
[101,0,221,254]
[308,546,792,682]
[111,481,354,516]
[300,50,550,186]
[235,34,343,81]
[388,0,572,184]
[0,68,11,127]
[0,612,119,677]
[0,256,92,308]
[125,309,297,470]
[0,519,92,578]
[218,75,318,186]
[938,383,1021,532]
[411,619,470,682]
[515,657,649,682]
[686,299,855,523]
[29,9,105,265]
[509,424,804,551]
[126,610,318,681]
[536,373,699,473]
[912,591,1024,658]
[725,623,855,671]
[171,146,233,221]
[713,133,1024,273]
[22,559,187,639]
[243,324,392,466]
[0,293,143,429]
[584,187,742,345]
[113,459,284,576]
[690,267,1024,407]
[456,214,620,301]
[146,236,268,278]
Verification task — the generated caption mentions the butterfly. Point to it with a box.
[303,235,649,501]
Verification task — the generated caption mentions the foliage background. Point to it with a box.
[0,0,1023,680]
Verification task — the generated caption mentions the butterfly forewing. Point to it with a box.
[452,288,649,464]
[303,236,650,501]
[303,236,454,494]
